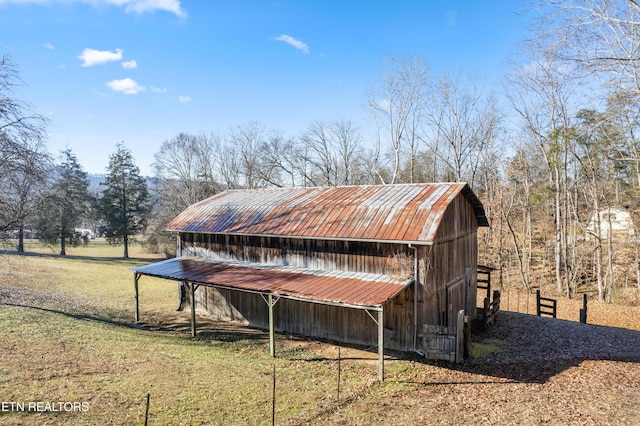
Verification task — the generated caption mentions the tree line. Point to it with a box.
[3,1,640,302]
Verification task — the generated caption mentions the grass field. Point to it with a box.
[0,241,389,425]
[1,240,639,425]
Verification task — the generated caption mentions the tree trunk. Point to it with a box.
[605,218,614,303]
[554,167,563,293]
[60,234,66,256]
[123,234,129,259]
[17,224,24,253]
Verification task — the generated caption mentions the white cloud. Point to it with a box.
[42,42,54,49]
[273,34,309,54]
[0,0,186,18]
[178,95,191,103]
[107,78,144,95]
[124,0,186,18]
[151,86,168,94]
[78,48,123,67]
[121,60,138,69]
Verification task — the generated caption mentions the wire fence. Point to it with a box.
[499,288,536,315]
[480,288,597,325]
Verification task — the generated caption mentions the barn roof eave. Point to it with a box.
[460,184,489,227]
[132,257,413,310]
[164,229,435,246]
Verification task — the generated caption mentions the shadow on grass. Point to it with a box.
[0,300,270,347]
[0,249,162,265]
[1,301,142,330]
[138,313,270,344]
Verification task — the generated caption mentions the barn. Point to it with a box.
[133,183,489,378]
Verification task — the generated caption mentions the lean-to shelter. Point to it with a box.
[133,183,489,373]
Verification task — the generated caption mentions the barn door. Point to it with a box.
[445,276,465,327]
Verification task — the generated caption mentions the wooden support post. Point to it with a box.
[463,267,471,358]
[269,294,275,358]
[189,282,197,337]
[456,310,465,364]
[378,309,384,382]
[134,273,140,322]
[536,290,541,316]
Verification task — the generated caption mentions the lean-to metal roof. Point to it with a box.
[133,257,411,309]
[167,183,488,244]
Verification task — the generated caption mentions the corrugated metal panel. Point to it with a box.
[133,257,411,308]
[166,183,488,244]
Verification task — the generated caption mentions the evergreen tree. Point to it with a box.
[99,142,149,258]
[36,149,91,255]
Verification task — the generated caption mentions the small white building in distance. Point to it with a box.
[586,207,635,241]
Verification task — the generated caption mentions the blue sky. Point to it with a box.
[0,0,531,176]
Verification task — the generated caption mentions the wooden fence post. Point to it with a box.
[536,290,541,316]
[144,392,150,426]
[579,293,588,324]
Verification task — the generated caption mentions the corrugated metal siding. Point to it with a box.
[167,183,488,244]
[133,257,411,308]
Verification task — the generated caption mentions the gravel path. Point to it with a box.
[470,311,640,365]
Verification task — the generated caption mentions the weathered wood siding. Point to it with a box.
[183,233,416,350]
[192,281,415,350]
[181,233,414,278]
[418,193,479,329]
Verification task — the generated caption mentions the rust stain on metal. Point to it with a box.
[134,258,410,308]
[166,183,488,245]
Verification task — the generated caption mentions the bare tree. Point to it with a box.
[254,131,297,187]
[0,54,49,235]
[149,132,222,255]
[153,132,221,213]
[537,0,640,93]
[225,122,269,189]
[0,138,50,250]
[300,119,364,186]
[423,73,501,185]
[506,45,579,296]
[0,55,47,144]
[366,55,431,184]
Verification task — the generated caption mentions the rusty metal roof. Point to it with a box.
[133,257,411,309]
[166,183,488,244]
